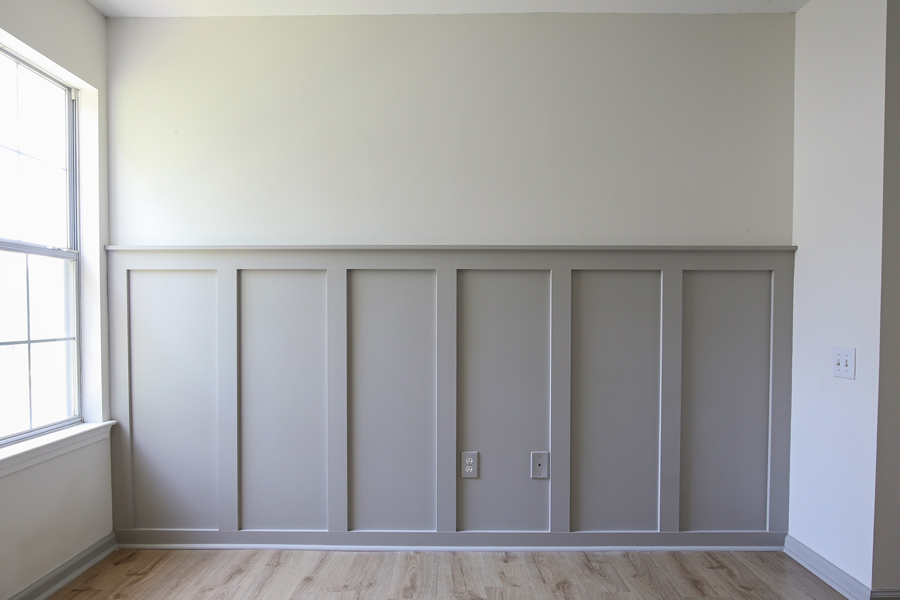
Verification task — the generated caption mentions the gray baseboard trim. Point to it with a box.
[870,592,900,600]
[114,528,786,548]
[784,535,871,600]
[9,532,117,600]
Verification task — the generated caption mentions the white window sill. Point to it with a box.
[0,421,116,479]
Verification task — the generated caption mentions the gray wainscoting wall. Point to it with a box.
[108,246,794,548]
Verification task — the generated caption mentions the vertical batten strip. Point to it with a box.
[550,268,573,533]
[217,269,240,532]
[658,268,683,532]
[768,269,793,532]
[109,267,135,529]
[327,268,349,532]
[436,268,458,532]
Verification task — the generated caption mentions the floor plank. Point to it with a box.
[440,551,487,600]
[525,552,579,600]
[46,548,846,600]
[609,551,681,600]
[567,551,631,595]
[482,552,532,589]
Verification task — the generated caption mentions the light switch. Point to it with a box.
[833,347,856,380]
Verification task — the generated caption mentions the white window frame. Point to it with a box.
[0,47,83,447]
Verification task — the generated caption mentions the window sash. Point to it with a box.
[0,47,81,448]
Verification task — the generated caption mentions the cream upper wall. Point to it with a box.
[790,0,886,588]
[108,14,794,246]
[0,0,106,87]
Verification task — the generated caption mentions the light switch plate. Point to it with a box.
[531,451,549,479]
[833,346,856,380]
[461,451,479,478]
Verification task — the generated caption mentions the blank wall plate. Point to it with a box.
[833,346,856,380]
[461,451,479,478]
[531,451,549,479]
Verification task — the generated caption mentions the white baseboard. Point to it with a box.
[784,535,871,600]
[9,532,117,600]
[870,592,900,600]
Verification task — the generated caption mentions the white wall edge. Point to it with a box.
[0,421,116,479]
[8,532,117,600]
[785,535,872,600]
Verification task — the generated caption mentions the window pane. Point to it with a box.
[0,54,17,150]
[29,254,76,340]
[0,344,30,438]
[0,147,20,242]
[16,154,68,248]
[31,340,76,428]
[17,65,67,168]
[0,56,70,249]
[0,251,28,343]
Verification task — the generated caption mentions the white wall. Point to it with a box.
[0,0,105,85]
[0,1,112,598]
[107,14,794,246]
[0,441,113,600]
[790,0,887,588]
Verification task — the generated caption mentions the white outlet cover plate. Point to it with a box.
[531,451,549,479]
[461,451,479,478]
[833,346,856,380]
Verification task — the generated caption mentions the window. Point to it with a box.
[0,48,80,446]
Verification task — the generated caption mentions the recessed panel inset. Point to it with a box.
[571,270,661,531]
[348,270,436,531]
[240,270,328,530]
[458,270,550,532]
[129,270,218,529]
[681,270,771,531]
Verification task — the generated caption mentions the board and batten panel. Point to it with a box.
[129,270,219,529]
[348,270,437,531]
[240,270,328,530]
[680,270,772,531]
[458,270,550,531]
[571,270,661,531]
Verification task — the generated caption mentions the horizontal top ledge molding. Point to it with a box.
[105,245,798,252]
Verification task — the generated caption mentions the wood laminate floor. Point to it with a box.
[48,549,846,600]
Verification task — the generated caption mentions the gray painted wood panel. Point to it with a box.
[435,269,458,533]
[768,269,793,532]
[571,270,661,531]
[549,269,572,533]
[107,247,794,547]
[457,270,550,532]
[680,270,772,532]
[348,270,437,531]
[218,269,239,532]
[658,268,684,532]
[109,269,135,530]
[129,270,219,529]
[240,270,328,531]
[326,269,349,532]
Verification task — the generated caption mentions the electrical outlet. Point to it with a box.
[461,451,479,478]
[833,346,856,380]
[531,451,549,479]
